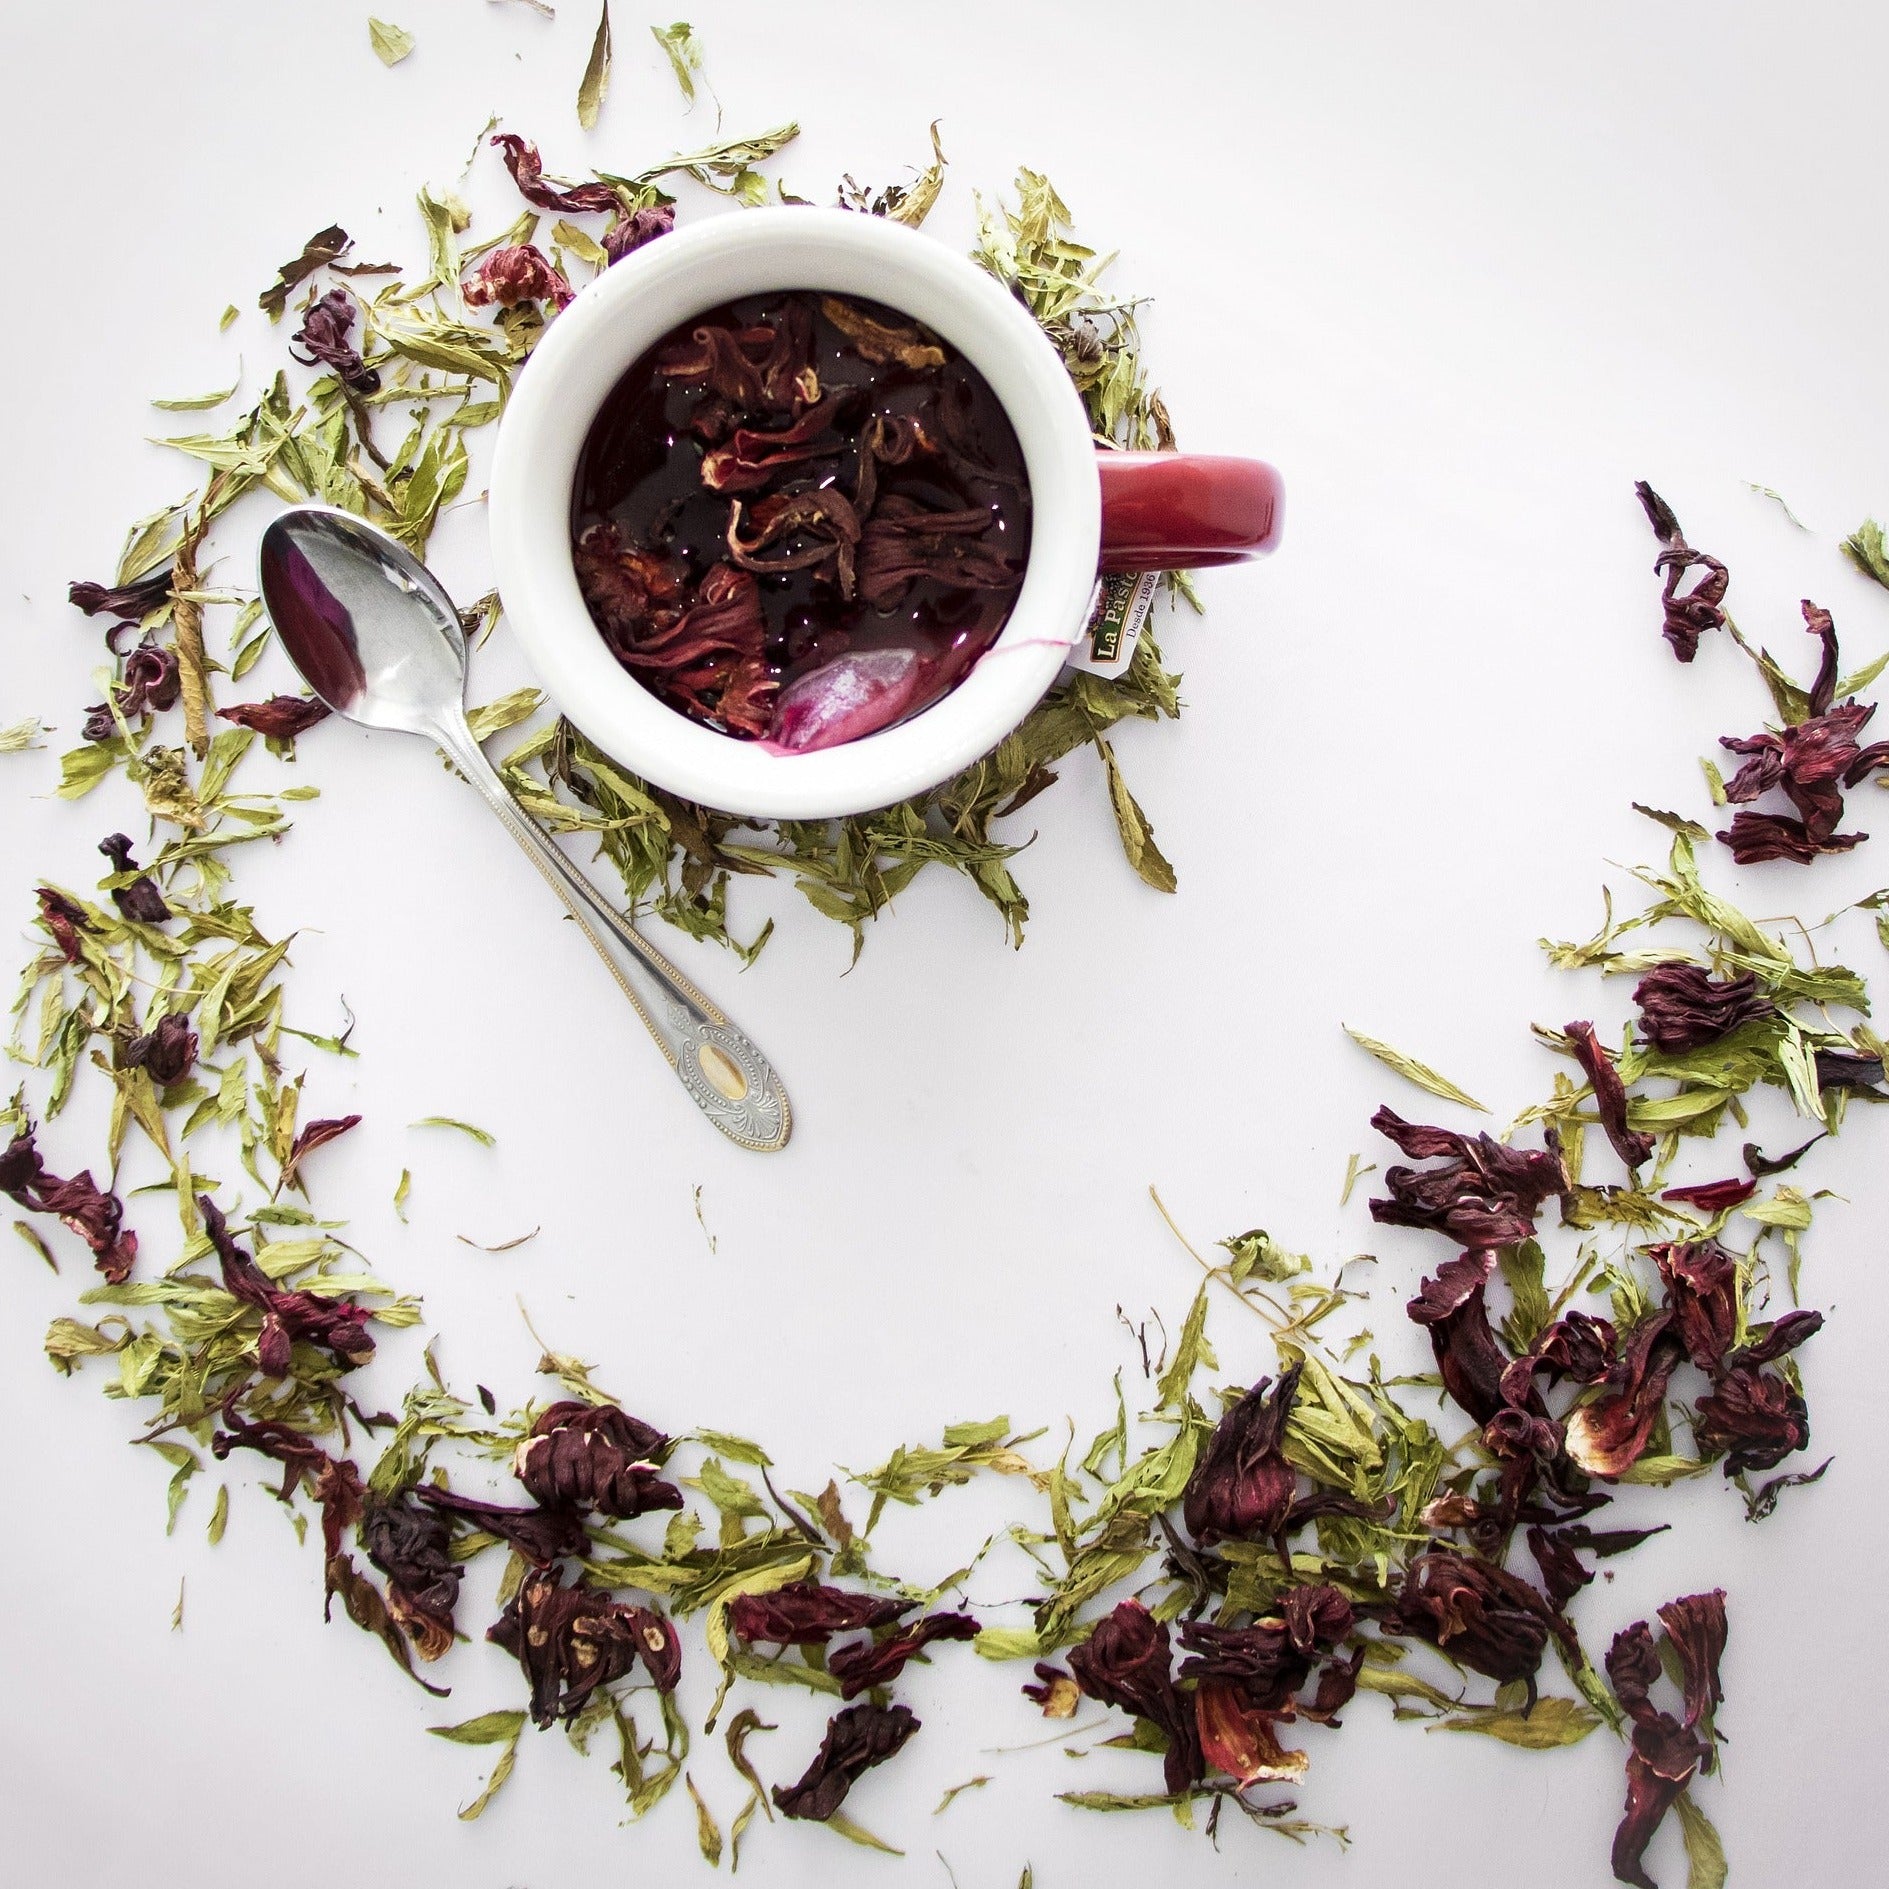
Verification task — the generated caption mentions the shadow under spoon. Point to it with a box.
[256,505,791,1153]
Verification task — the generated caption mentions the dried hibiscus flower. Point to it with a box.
[290,288,379,393]
[1181,1364,1301,1545]
[489,133,624,216]
[1605,1594,1728,1889]
[361,1489,461,1660]
[280,1114,362,1191]
[1407,1250,1510,1424]
[1649,1239,1739,1371]
[827,1610,980,1700]
[36,887,93,963]
[1067,1599,1202,1793]
[1389,1547,1568,1687]
[1693,1363,1811,1474]
[603,202,674,262]
[1632,962,1773,1053]
[0,1126,138,1281]
[462,243,574,311]
[1564,1313,1684,1479]
[1565,1020,1656,1171]
[67,565,175,623]
[97,833,171,924]
[217,695,330,740]
[123,1012,198,1085]
[87,638,181,738]
[514,1399,681,1517]
[772,1701,920,1821]
[1634,481,1729,662]
[1813,1047,1886,1094]
[200,1194,373,1374]
[855,494,1018,609]
[488,1568,679,1726]
[415,1484,589,1565]
[1194,1680,1308,1786]
[1368,1107,1567,1247]
[728,1581,914,1646]
[1658,1176,1755,1214]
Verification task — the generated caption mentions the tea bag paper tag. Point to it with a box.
[1066,570,1160,678]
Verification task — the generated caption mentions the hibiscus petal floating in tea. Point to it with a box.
[572,290,1031,751]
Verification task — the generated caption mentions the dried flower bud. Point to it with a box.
[604,203,674,262]
[1632,962,1774,1053]
[123,1012,198,1086]
[68,566,174,622]
[1633,481,1728,661]
[772,1702,920,1822]
[1649,1239,1739,1372]
[1070,1600,1201,1792]
[1407,1250,1510,1424]
[36,887,93,963]
[463,244,574,311]
[1563,1313,1684,1479]
[487,1568,678,1726]
[514,1399,681,1517]
[827,1611,979,1700]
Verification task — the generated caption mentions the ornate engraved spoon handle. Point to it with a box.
[431,709,791,1152]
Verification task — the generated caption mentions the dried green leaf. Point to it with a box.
[13,1221,57,1271]
[410,1115,496,1146]
[1431,1696,1601,1749]
[207,1484,229,1544]
[650,21,704,103]
[152,380,240,412]
[934,1775,992,1815]
[577,1,612,129]
[1343,1027,1488,1112]
[825,1810,903,1855]
[369,18,416,66]
[1675,1789,1729,1889]
[1842,519,1889,591]
[685,1772,723,1864]
[259,224,352,320]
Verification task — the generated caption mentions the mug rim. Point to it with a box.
[487,206,1101,821]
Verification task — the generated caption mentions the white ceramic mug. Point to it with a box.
[489,207,1281,820]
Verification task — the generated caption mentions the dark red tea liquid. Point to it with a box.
[570,290,1032,749]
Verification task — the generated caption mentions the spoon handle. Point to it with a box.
[432,710,792,1152]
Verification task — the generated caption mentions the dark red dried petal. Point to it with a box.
[1564,1314,1683,1479]
[1281,1583,1354,1655]
[68,567,175,622]
[36,888,93,963]
[99,833,172,925]
[827,1611,979,1700]
[1657,1590,1727,1736]
[417,1484,589,1566]
[0,1127,138,1281]
[1649,1239,1739,1372]
[362,1489,460,1661]
[217,695,331,739]
[282,1113,362,1190]
[1368,1107,1567,1247]
[1194,1679,1308,1786]
[1407,1252,1510,1426]
[772,1702,921,1821]
[1633,482,1729,662]
[1566,1021,1656,1171]
[729,1581,916,1647]
[487,1568,667,1725]
[291,288,380,393]
[490,134,624,216]
[1658,1176,1755,1214]
[1612,1715,1705,1889]
[123,1012,198,1086]
[1389,1547,1565,1684]
[604,202,675,262]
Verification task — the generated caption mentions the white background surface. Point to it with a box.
[1,3,1884,1884]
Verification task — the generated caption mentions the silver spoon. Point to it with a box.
[256,505,791,1153]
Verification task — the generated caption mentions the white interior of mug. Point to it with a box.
[488,207,1101,821]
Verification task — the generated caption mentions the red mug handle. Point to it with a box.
[1096,450,1284,573]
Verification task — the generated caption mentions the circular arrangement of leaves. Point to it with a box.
[11,100,1888,1888]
